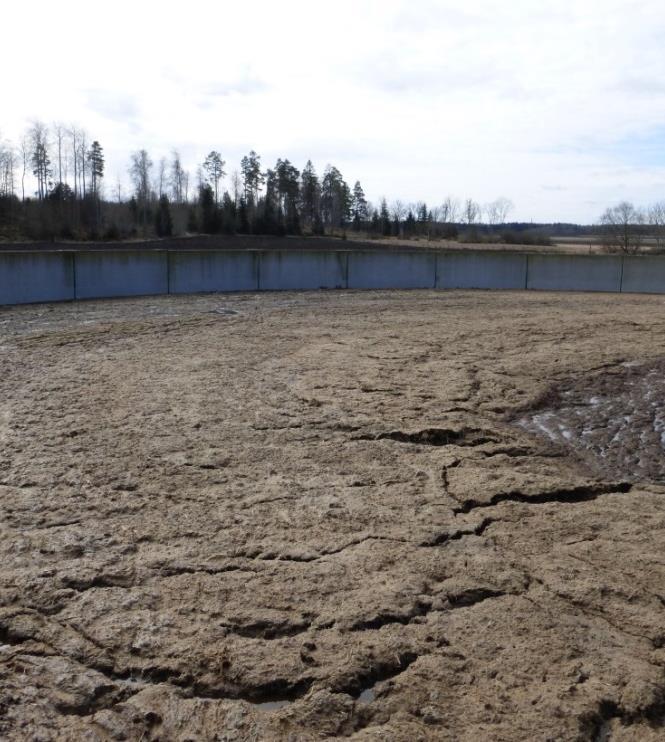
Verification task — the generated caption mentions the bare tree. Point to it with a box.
[129,149,153,234]
[69,126,80,198]
[169,151,184,203]
[52,122,66,185]
[647,201,665,250]
[599,201,645,254]
[463,198,480,225]
[19,135,30,202]
[78,129,88,198]
[391,199,407,221]
[231,170,241,205]
[440,196,459,224]
[155,157,167,198]
[0,137,17,197]
[485,197,514,225]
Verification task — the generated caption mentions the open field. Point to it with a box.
[0,233,661,257]
[0,234,610,255]
[1,290,664,740]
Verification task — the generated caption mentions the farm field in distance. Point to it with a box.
[1,289,664,740]
[0,233,623,255]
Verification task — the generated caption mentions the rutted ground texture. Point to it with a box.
[0,290,664,741]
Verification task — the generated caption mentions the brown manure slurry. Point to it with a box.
[0,289,664,740]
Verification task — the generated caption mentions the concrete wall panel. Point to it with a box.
[169,251,258,294]
[348,251,435,289]
[0,252,74,305]
[437,252,527,289]
[75,251,168,299]
[621,256,665,294]
[526,254,622,292]
[10,247,665,306]
[259,251,346,290]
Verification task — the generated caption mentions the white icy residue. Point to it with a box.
[610,429,623,445]
[559,424,573,440]
[653,410,665,448]
[529,412,559,440]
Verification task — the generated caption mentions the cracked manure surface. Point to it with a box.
[1,290,664,741]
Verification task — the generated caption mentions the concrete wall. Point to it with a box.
[0,252,74,305]
[169,251,258,294]
[526,254,622,293]
[259,251,346,290]
[348,251,435,289]
[75,251,168,300]
[437,252,527,290]
[621,256,665,294]
[7,247,665,306]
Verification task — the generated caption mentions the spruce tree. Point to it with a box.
[155,195,173,237]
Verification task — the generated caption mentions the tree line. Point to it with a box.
[599,201,665,254]
[3,121,663,251]
[0,121,525,242]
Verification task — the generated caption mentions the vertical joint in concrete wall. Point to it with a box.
[257,252,262,290]
[433,252,438,289]
[524,254,530,290]
[166,251,172,295]
[72,252,78,300]
[619,255,625,293]
[344,252,349,289]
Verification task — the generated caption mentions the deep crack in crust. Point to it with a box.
[1,290,665,740]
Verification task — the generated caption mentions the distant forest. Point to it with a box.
[0,122,591,244]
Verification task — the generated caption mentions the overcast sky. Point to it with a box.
[4,0,665,223]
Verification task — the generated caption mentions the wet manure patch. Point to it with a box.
[517,359,665,482]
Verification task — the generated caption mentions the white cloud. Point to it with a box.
[4,0,665,222]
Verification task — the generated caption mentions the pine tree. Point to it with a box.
[202,151,226,205]
[275,159,300,233]
[321,166,351,230]
[351,181,368,231]
[300,160,320,231]
[240,150,264,204]
[29,123,52,201]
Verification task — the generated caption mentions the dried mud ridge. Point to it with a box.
[1,291,665,740]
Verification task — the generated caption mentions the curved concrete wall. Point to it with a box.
[259,251,346,290]
[621,256,665,294]
[75,251,168,300]
[3,248,665,306]
[348,251,435,289]
[437,252,527,290]
[526,254,622,292]
[0,252,75,304]
[169,251,258,294]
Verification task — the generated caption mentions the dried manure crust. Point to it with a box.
[0,289,664,740]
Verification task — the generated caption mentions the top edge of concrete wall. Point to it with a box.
[2,246,658,258]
